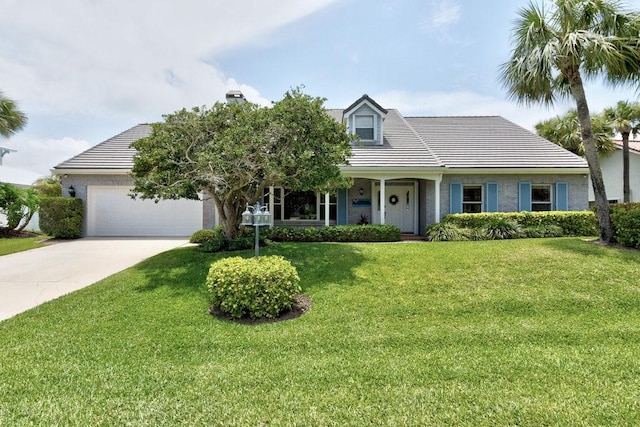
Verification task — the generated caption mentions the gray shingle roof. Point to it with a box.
[405,116,588,169]
[54,124,151,171]
[54,107,588,173]
[339,109,444,168]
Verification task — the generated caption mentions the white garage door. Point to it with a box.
[87,186,203,237]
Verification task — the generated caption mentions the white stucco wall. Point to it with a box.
[589,149,640,203]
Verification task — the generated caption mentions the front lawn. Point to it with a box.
[1,239,639,425]
[0,235,47,256]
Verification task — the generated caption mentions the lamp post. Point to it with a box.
[241,202,271,257]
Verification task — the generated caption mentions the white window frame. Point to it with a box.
[532,184,552,211]
[353,114,376,142]
[462,184,483,213]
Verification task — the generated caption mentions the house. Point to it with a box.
[588,139,640,203]
[53,94,590,237]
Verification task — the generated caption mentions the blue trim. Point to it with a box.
[555,182,568,211]
[337,189,348,225]
[450,182,462,214]
[519,182,532,211]
[485,182,498,212]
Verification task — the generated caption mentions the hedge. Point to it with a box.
[265,224,402,242]
[611,203,640,249]
[442,211,598,236]
[39,197,83,238]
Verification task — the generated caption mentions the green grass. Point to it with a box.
[1,238,640,425]
[0,236,47,256]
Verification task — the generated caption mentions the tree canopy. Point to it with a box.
[500,0,640,243]
[535,109,615,156]
[131,88,353,240]
[0,91,27,139]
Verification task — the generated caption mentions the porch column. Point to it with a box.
[434,175,442,223]
[269,186,275,227]
[380,179,386,225]
[324,192,330,227]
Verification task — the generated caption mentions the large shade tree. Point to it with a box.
[603,100,640,202]
[131,89,353,240]
[535,109,615,155]
[500,0,640,243]
[0,90,27,139]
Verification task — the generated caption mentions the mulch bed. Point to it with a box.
[0,229,41,238]
[209,294,312,325]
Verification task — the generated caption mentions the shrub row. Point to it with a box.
[611,203,640,249]
[39,197,83,238]
[190,226,266,252]
[207,255,301,319]
[442,211,598,236]
[264,224,402,242]
[425,220,565,242]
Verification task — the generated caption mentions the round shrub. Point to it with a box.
[206,256,301,319]
[189,228,219,243]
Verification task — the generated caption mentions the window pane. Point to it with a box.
[463,203,482,213]
[285,191,317,219]
[532,186,551,202]
[356,127,374,140]
[355,116,373,127]
[532,203,551,212]
[463,186,482,202]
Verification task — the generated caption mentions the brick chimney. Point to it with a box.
[225,90,246,104]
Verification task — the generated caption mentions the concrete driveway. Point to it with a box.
[0,238,190,322]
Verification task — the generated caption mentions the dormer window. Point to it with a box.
[343,94,388,146]
[355,115,375,140]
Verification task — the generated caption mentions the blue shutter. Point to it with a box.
[450,182,463,214]
[555,182,568,211]
[485,182,498,212]
[519,182,532,211]
[337,189,348,225]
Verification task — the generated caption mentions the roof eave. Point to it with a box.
[53,168,132,176]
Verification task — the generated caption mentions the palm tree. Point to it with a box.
[500,0,640,243]
[0,90,27,139]
[535,110,615,156]
[603,100,640,203]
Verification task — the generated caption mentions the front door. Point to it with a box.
[377,183,416,233]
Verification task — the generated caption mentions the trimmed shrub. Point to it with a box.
[483,218,522,240]
[443,211,597,236]
[189,228,219,243]
[522,225,564,238]
[265,224,401,242]
[206,255,301,319]
[425,222,467,241]
[39,197,83,238]
[191,226,267,253]
[611,204,640,249]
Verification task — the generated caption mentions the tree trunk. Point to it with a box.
[566,67,613,243]
[622,132,630,203]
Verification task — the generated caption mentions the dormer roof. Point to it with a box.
[343,94,388,117]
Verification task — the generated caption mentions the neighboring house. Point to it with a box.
[53,94,590,237]
[588,139,640,203]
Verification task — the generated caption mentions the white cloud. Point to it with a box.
[0,0,337,121]
[420,0,461,34]
[1,136,92,177]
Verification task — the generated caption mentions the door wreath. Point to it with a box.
[389,194,399,205]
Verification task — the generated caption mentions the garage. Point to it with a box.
[87,186,203,237]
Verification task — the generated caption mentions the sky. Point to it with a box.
[2,0,640,181]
